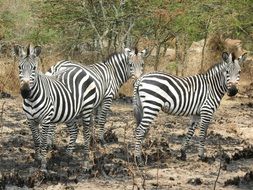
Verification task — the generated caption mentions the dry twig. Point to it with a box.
[214,142,223,190]
[0,101,6,136]
[156,141,160,189]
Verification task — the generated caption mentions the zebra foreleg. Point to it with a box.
[66,120,78,155]
[28,120,42,163]
[198,126,208,160]
[47,124,56,150]
[40,120,51,171]
[180,115,200,160]
[198,113,212,160]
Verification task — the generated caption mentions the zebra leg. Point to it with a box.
[97,97,113,146]
[47,124,56,150]
[135,108,159,166]
[198,112,212,160]
[66,119,78,155]
[94,105,101,125]
[135,123,152,166]
[180,115,200,161]
[27,120,42,163]
[40,120,51,171]
[82,111,93,170]
[83,116,91,160]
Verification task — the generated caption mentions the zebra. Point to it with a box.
[133,51,247,165]
[14,44,98,171]
[46,47,147,146]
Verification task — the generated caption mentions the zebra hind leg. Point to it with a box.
[97,98,113,146]
[179,115,200,161]
[82,112,93,171]
[135,122,153,166]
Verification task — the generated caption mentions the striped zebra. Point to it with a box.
[133,52,247,165]
[14,44,98,170]
[46,48,147,146]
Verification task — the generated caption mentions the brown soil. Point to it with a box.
[0,84,253,190]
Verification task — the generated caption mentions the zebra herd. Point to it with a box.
[14,44,247,171]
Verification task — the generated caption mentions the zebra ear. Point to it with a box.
[13,45,25,57]
[139,48,148,58]
[222,52,230,63]
[238,52,247,64]
[33,46,42,57]
[124,48,131,56]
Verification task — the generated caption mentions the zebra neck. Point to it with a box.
[26,74,47,101]
[107,53,129,87]
[205,70,227,99]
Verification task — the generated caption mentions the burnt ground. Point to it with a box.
[0,90,253,190]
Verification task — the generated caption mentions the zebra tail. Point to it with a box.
[133,79,143,126]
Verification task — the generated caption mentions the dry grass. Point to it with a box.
[0,50,252,97]
[0,58,19,94]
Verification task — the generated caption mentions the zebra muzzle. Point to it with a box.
[227,85,238,97]
[20,83,30,99]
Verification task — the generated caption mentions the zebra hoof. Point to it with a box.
[40,168,48,173]
[47,143,56,150]
[34,154,42,164]
[66,148,74,156]
[40,162,47,173]
[83,161,93,173]
[198,154,207,161]
[98,138,108,147]
[135,156,144,167]
[177,149,187,161]
[198,155,215,164]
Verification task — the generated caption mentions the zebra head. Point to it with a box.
[222,52,247,97]
[14,44,42,99]
[125,48,147,79]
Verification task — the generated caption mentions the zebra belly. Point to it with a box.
[140,88,203,117]
[162,101,200,116]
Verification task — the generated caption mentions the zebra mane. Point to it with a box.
[204,61,227,75]
[134,47,138,55]
[103,47,138,63]
[27,44,30,56]
[103,52,121,63]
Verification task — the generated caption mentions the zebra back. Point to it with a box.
[46,48,147,100]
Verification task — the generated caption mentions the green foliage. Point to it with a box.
[0,10,15,38]
[0,0,252,53]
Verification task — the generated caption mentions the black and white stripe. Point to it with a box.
[133,52,247,165]
[46,48,147,145]
[14,44,97,170]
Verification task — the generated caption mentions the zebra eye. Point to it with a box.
[31,65,36,70]
[238,70,241,74]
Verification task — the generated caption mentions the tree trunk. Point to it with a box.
[154,44,161,71]
[200,17,211,73]
[175,36,180,76]
[200,35,208,73]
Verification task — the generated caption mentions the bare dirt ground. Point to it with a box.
[0,82,253,190]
